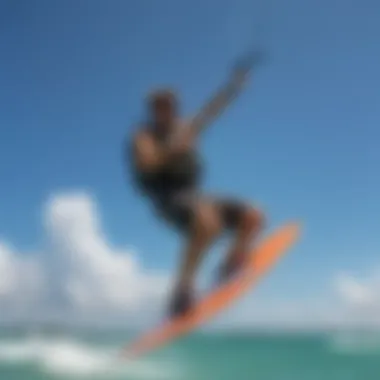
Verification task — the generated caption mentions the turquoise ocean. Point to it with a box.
[0,328,379,380]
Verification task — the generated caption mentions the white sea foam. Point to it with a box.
[0,334,180,379]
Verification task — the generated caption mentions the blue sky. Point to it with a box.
[0,0,379,320]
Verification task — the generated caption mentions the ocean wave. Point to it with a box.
[0,335,179,379]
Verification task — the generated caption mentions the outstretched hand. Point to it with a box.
[230,49,267,88]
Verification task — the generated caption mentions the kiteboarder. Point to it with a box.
[127,56,264,318]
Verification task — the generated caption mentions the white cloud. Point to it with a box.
[0,192,170,321]
[44,192,170,312]
[332,271,380,327]
[213,266,380,330]
[334,272,376,307]
[0,242,45,309]
[0,190,379,329]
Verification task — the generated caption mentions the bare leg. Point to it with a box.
[169,202,221,317]
[176,231,214,291]
[219,206,264,281]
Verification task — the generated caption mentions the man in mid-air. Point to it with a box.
[128,57,264,318]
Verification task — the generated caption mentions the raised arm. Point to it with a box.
[188,53,258,135]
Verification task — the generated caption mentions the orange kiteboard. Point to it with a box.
[121,222,300,359]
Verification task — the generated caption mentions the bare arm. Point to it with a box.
[188,57,256,136]
[187,51,264,137]
[132,131,191,172]
[163,80,245,151]
[189,80,244,135]
[132,132,171,172]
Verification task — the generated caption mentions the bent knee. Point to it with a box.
[191,202,221,240]
[241,206,265,231]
